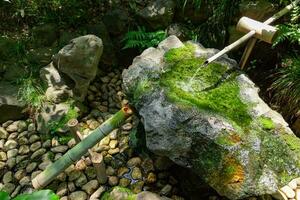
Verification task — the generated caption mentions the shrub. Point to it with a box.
[0,189,59,200]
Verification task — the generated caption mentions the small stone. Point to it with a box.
[141,158,155,174]
[68,182,76,192]
[4,140,18,151]
[109,129,118,140]
[75,173,87,187]
[42,139,51,148]
[0,127,8,139]
[75,159,87,171]
[131,181,144,194]
[2,120,13,128]
[106,166,116,176]
[288,179,298,190]
[68,138,77,148]
[90,186,106,199]
[127,157,142,167]
[85,167,97,179]
[108,148,119,155]
[89,120,100,130]
[3,183,15,194]
[69,191,87,200]
[56,172,67,182]
[39,160,52,170]
[51,145,68,153]
[101,76,110,83]
[94,144,110,152]
[11,185,21,198]
[0,161,6,169]
[122,123,132,131]
[68,170,82,181]
[31,170,42,179]
[30,141,42,152]
[56,182,68,197]
[0,151,7,161]
[100,136,110,145]
[17,121,27,132]
[6,158,16,168]
[280,185,295,199]
[119,178,131,187]
[132,167,142,180]
[54,153,63,160]
[27,123,35,132]
[18,137,29,145]
[0,139,4,149]
[7,149,18,158]
[7,132,18,140]
[82,180,99,195]
[108,176,119,186]
[29,135,40,143]
[3,171,13,183]
[160,184,172,196]
[146,172,157,183]
[19,176,31,186]
[14,169,26,180]
[31,148,46,159]
[18,145,30,154]
[16,155,28,163]
[109,140,118,149]
[26,162,37,173]
[118,167,129,177]
[6,122,18,132]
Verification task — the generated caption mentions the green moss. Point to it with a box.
[133,79,153,101]
[259,116,275,130]
[216,132,241,146]
[160,44,252,127]
[100,187,135,200]
[281,134,300,155]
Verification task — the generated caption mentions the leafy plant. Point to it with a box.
[17,76,45,110]
[0,190,59,200]
[122,26,167,51]
[269,57,300,117]
[177,0,202,11]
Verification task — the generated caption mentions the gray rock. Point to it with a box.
[136,191,172,200]
[29,134,40,143]
[122,36,300,199]
[138,0,175,29]
[31,148,46,159]
[0,127,8,139]
[0,82,25,123]
[0,161,6,170]
[82,180,99,195]
[7,149,17,158]
[56,182,68,197]
[26,162,37,173]
[51,145,68,153]
[2,183,15,194]
[52,35,103,101]
[4,140,18,151]
[18,145,30,155]
[75,173,87,187]
[69,191,87,200]
[19,176,31,186]
[30,141,41,152]
[3,171,13,183]
[0,151,7,161]
[6,158,16,168]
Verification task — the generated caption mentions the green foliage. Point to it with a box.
[258,116,275,130]
[48,101,79,134]
[122,26,167,51]
[101,186,136,200]
[17,76,45,110]
[161,44,252,127]
[269,57,300,117]
[0,190,59,200]
[274,24,300,45]
[177,0,202,11]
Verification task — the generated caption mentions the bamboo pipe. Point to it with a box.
[32,106,133,189]
[240,0,300,69]
[205,0,300,66]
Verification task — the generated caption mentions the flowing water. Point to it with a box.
[187,62,208,89]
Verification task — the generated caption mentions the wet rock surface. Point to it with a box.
[122,36,300,199]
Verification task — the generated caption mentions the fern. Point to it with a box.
[274,24,300,45]
[122,27,167,50]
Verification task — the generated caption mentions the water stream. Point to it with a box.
[187,62,208,89]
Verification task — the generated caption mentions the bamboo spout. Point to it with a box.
[32,106,133,189]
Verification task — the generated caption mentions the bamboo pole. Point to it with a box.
[32,106,133,189]
[67,119,108,184]
[240,0,300,69]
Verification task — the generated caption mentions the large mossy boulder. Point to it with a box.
[122,36,300,199]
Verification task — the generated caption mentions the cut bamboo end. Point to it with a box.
[90,151,107,184]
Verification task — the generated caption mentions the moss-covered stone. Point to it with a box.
[100,186,136,200]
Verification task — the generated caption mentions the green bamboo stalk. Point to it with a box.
[32,106,133,189]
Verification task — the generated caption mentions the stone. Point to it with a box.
[56,172,67,182]
[18,145,30,155]
[105,186,133,200]
[68,182,76,192]
[142,158,155,174]
[100,136,110,145]
[146,172,157,184]
[31,171,42,179]
[122,36,300,199]
[106,166,116,176]
[27,123,36,132]
[75,173,87,187]
[3,171,13,183]
[57,182,68,197]
[4,140,17,151]
[119,178,131,187]
[29,134,40,143]
[31,148,46,159]
[11,185,21,198]
[132,167,143,180]
[2,183,15,194]
[7,149,18,158]
[51,35,103,101]
[0,151,7,161]
[122,123,132,131]
[69,191,87,200]
[39,160,52,170]
[88,120,100,130]
[6,158,16,169]
[131,181,144,194]
[0,127,8,139]
[281,186,295,199]
[14,169,26,180]
[85,166,97,179]
[118,167,129,177]
[82,180,99,195]
[26,162,37,173]
[90,186,106,199]
[288,179,298,190]
[18,137,29,145]
[19,176,31,186]
[109,140,118,149]
[68,170,82,182]
[136,191,169,200]
[109,129,118,140]
[108,176,119,186]
[127,157,142,167]
[30,141,42,152]
[138,0,176,29]
[0,83,25,123]
[51,145,69,153]
[108,148,120,155]
[160,184,172,196]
